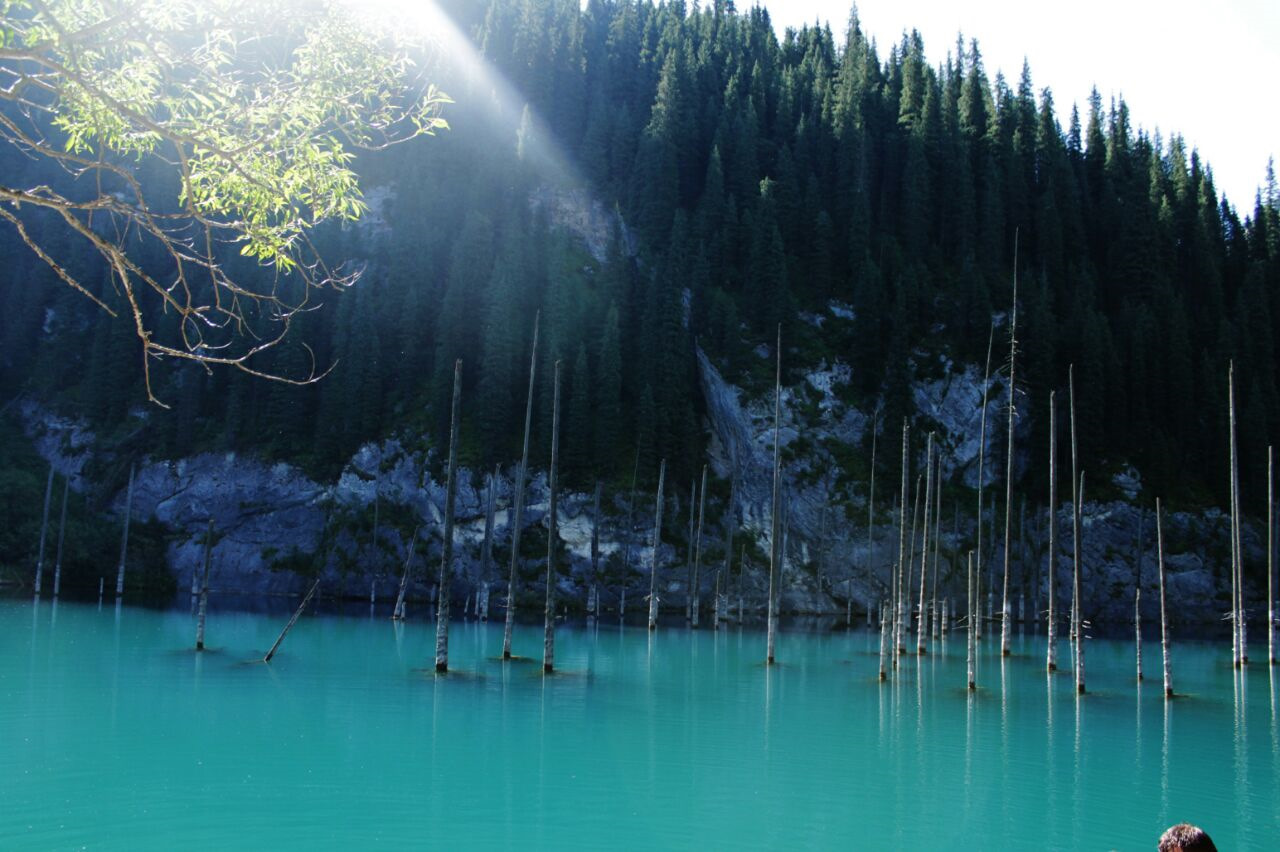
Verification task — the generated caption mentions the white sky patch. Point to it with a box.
[764,0,1278,213]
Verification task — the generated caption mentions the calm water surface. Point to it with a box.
[2,597,1278,850]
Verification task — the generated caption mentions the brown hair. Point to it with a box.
[1157,823,1218,852]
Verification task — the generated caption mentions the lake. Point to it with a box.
[2,596,1277,849]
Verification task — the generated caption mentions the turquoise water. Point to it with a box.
[2,597,1278,850]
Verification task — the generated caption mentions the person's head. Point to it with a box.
[1157,823,1217,852]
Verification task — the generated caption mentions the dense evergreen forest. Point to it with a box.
[3,0,1279,511]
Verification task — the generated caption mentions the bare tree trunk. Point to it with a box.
[878,602,889,681]
[967,550,976,691]
[504,313,540,659]
[648,459,667,631]
[1264,445,1274,665]
[1047,390,1058,672]
[392,527,420,620]
[1070,366,1085,694]
[480,465,498,621]
[53,475,68,598]
[816,502,827,604]
[1157,498,1173,697]
[895,420,909,662]
[917,433,933,654]
[115,463,135,598]
[434,359,463,674]
[931,454,942,640]
[620,450,640,618]
[263,576,321,663]
[767,327,784,665]
[1135,508,1144,681]
[1001,260,1019,657]
[692,464,708,628]
[866,410,878,629]
[723,473,737,623]
[589,480,601,617]
[906,473,921,654]
[196,518,213,651]
[1228,362,1243,666]
[34,464,53,595]
[543,361,562,673]
[975,324,995,643]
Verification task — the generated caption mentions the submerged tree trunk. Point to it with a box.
[504,313,540,660]
[894,420,910,662]
[1047,391,1058,672]
[1157,498,1173,697]
[1264,445,1274,665]
[967,550,976,691]
[1135,509,1144,681]
[480,465,499,621]
[1001,262,1019,657]
[723,474,737,623]
[1228,362,1244,666]
[34,464,54,595]
[621,451,639,620]
[263,576,321,663]
[589,481,602,617]
[115,463,136,598]
[692,464,708,628]
[917,433,933,655]
[878,601,889,681]
[931,454,942,640]
[53,475,69,598]
[906,474,921,654]
[392,527,420,621]
[1069,366,1085,694]
[648,459,667,631]
[975,324,995,645]
[543,361,562,673]
[196,518,214,651]
[766,327,783,665]
[435,359,463,674]
[867,411,878,629]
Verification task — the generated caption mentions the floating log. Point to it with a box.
[504,313,540,660]
[115,463,135,597]
[53,475,68,597]
[196,519,214,651]
[1156,498,1173,697]
[434,359,463,674]
[648,459,666,631]
[263,576,321,663]
[543,360,562,674]
[34,464,53,595]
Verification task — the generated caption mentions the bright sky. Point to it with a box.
[763,0,1278,212]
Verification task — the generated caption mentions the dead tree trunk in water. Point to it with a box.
[392,527,420,620]
[867,411,877,629]
[975,325,994,641]
[648,459,667,631]
[480,465,499,621]
[1135,509,1144,681]
[264,576,321,663]
[931,454,942,640]
[34,464,53,595]
[967,550,976,691]
[434,359,463,674]
[1000,252,1019,657]
[53,476,69,597]
[1157,498,1173,697]
[621,451,639,619]
[723,474,737,624]
[114,463,136,598]
[906,474,921,654]
[1047,391,1059,672]
[1228,362,1244,666]
[1070,366,1085,694]
[543,361,562,673]
[766,327,784,665]
[894,420,909,662]
[504,313,540,660]
[1269,446,1276,665]
[196,518,214,651]
[685,478,696,623]
[589,481,602,616]
[917,433,933,655]
[692,464,708,628]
